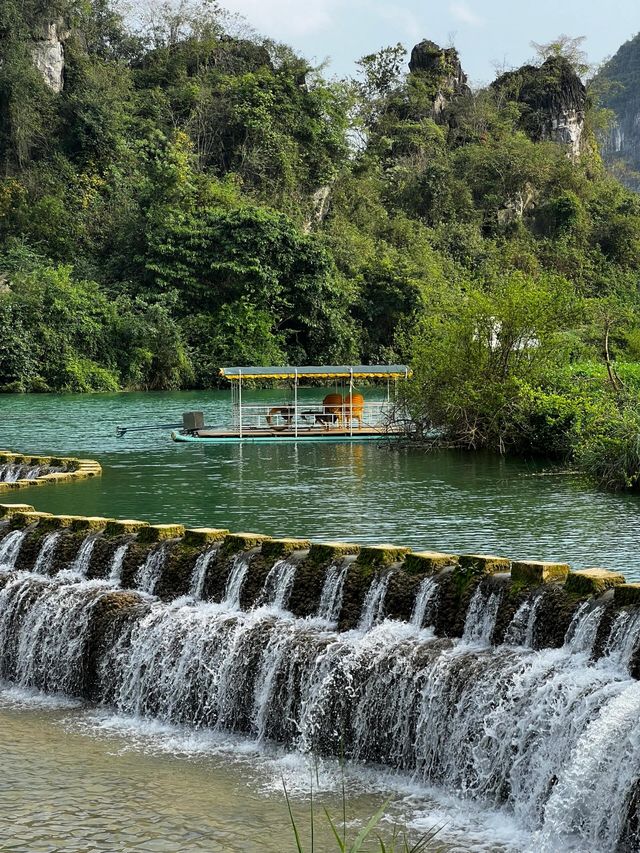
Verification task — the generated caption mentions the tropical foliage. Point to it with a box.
[0,1,639,488]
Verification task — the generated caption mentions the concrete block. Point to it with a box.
[104,519,150,537]
[565,568,626,596]
[261,538,311,559]
[458,554,511,575]
[308,541,361,564]
[138,524,185,543]
[404,551,459,575]
[356,544,411,569]
[183,528,230,547]
[511,560,570,585]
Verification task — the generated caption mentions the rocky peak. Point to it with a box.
[492,57,587,159]
[30,20,68,93]
[408,39,470,117]
[592,33,640,191]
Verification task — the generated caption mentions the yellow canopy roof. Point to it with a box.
[219,365,412,380]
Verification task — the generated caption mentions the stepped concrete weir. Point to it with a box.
[1,501,640,850]
[0,452,102,492]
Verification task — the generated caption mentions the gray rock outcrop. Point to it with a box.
[30,22,66,93]
[408,40,471,117]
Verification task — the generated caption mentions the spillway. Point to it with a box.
[1,511,640,851]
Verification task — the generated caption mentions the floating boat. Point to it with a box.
[171,365,412,444]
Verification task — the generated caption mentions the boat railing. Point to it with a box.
[230,401,397,431]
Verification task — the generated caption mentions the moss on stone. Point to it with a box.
[404,551,459,576]
[458,554,511,575]
[70,516,112,533]
[10,511,53,528]
[565,568,626,596]
[38,515,83,531]
[104,519,150,537]
[614,584,640,607]
[308,542,360,564]
[220,532,271,557]
[0,503,35,518]
[261,538,311,560]
[183,528,230,547]
[356,544,411,570]
[511,560,570,586]
[138,524,185,543]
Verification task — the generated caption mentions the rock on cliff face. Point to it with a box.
[593,33,640,191]
[492,57,587,159]
[30,22,66,93]
[408,39,470,117]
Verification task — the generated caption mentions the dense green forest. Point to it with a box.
[1,3,639,488]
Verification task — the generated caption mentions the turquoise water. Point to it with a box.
[2,390,639,577]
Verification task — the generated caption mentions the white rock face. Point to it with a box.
[31,22,65,93]
[543,110,584,160]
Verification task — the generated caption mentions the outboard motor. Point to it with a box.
[182,411,205,433]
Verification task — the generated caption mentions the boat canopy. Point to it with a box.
[219,365,412,380]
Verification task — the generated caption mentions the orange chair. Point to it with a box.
[345,393,365,428]
[322,393,343,427]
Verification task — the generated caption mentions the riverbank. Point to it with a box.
[2,391,639,577]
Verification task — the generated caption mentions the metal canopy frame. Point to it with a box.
[219,365,411,380]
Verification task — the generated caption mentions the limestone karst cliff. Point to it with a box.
[492,57,587,159]
[408,39,471,117]
[30,21,67,92]
[593,32,640,190]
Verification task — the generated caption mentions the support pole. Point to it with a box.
[294,369,298,439]
[238,370,243,438]
[349,367,354,438]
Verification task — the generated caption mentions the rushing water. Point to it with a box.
[2,390,640,851]
[1,390,640,577]
[2,527,640,851]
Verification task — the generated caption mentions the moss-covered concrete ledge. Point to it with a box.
[0,503,636,650]
[0,451,102,492]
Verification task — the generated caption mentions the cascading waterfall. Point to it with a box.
[564,600,604,655]
[602,608,640,670]
[32,532,61,576]
[462,585,503,645]
[222,553,251,609]
[69,535,98,578]
[316,560,349,623]
[188,549,217,600]
[504,594,544,647]
[0,463,55,482]
[4,528,640,850]
[135,545,167,595]
[108,544,129,584]
[358,572,391,632]
[0,529,27,569]
[411,576,438,630]
[0,572,111,694]
[258,558,297,610]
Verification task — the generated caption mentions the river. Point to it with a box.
[1,390,640,853]
[1,390,639,575]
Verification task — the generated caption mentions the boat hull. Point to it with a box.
[171,430,399,444]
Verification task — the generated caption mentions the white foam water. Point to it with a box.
[108,544,129,584]
[316,560,349,624]
[0,529,27,570]
[504,595,544,647]
[462,586,502,645]
[411,577,439,630]
[358,573,391,632]
[135,545,167,595]
[258,558,297,611]
[222,553,251,609]
[2,549,640,850]
[32,532,61,576]
[189,549,217,600]
[69,535,98,578]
